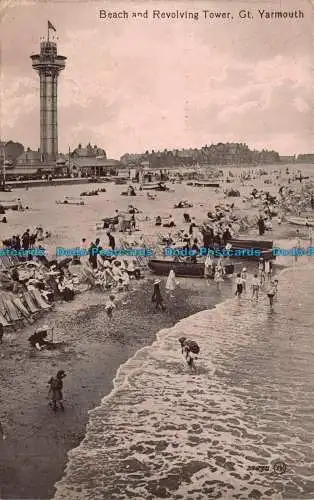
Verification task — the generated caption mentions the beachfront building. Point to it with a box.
[121,143,281,168]
[69,157,122,177]
[30,26,66,162]
[0,140,25,164]
[280,155,296,164]
[4,148,55,180]
[296,154,314,163]
[68,144,121,176]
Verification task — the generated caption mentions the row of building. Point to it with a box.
[1,140,314,182]
[0,141,122,180]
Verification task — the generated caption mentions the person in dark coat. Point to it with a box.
[107,232,115,250]
[257,216,265,236]
[151,279,165,311]
[22,229,30,250]
[48,370,66,412]
[88,238,100,269]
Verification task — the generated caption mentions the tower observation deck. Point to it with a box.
[31,36,66,162]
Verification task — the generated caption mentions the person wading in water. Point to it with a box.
[178,337,199,373]
[48,370,66,412]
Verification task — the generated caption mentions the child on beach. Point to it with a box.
[251,273,260,301]
[105,295,116,319]
[295,229,302,263]
[265,260,272,281]
[266,281,277,308]
[258,258,265,285]
[235,273,244,297]
[178,337,198,373]
[48,370,66,412]
[0,421,6,440]
[240,267,247,292]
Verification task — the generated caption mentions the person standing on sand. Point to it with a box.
[258,258,265,285]
[107,232,115,251]
[152,279,165,311]
[257,216,265,236]
[0,421,6,440]
[251,273,260,301]
[235,273,244,297]
[295,229,302,263]
[165,269,177,298]
[240,267,247,292]
[105,294,116,319]
[214,260,224,290]
[204,254,213,283]
[89,238,100,269]
[265,260,272,281]
[48,370,66,412]
[266,281,276,309]
[305,218,312,245]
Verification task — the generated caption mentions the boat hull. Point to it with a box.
[56,201,85,206]
[286,217,314,227]
[148,259,234,278]
[187,182,220,187]
[228,239,275,260]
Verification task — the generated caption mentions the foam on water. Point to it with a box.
[54,263,314,500]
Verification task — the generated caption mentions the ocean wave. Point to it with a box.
[54,263,314,500]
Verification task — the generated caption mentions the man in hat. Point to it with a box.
[152,279,165,311]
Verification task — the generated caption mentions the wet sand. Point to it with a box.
[0,278,233,500]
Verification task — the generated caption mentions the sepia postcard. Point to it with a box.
[0,1,313,499]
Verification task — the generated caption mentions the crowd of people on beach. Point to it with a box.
[2,165,314,425]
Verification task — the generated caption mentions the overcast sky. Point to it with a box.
[1,0,313,158]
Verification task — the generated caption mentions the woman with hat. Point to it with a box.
[152,279,165,311]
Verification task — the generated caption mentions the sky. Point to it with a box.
[0,0,313,158]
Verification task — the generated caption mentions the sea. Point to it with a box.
[53,261,314,500]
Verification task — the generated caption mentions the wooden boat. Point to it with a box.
[114,178,128,185]
[56,197,85,206]
[230,238,273,249]
[88,177,101,183]
[229,239,275,260]
[187,181,220,188]
[141,183,169,191]
[148,259,234,278]
[0,200,18,210]
[286,216,314,227]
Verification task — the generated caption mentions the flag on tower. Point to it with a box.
[48,21,56,32]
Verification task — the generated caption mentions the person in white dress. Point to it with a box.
[165,269,177,297]
[214,261,224,290]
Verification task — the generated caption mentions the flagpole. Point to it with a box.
[48,22,50,42]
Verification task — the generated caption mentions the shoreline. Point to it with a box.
[0,277,233,500]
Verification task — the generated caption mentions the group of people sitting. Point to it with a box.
[0,259,77,303]
[82,257,141,292]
